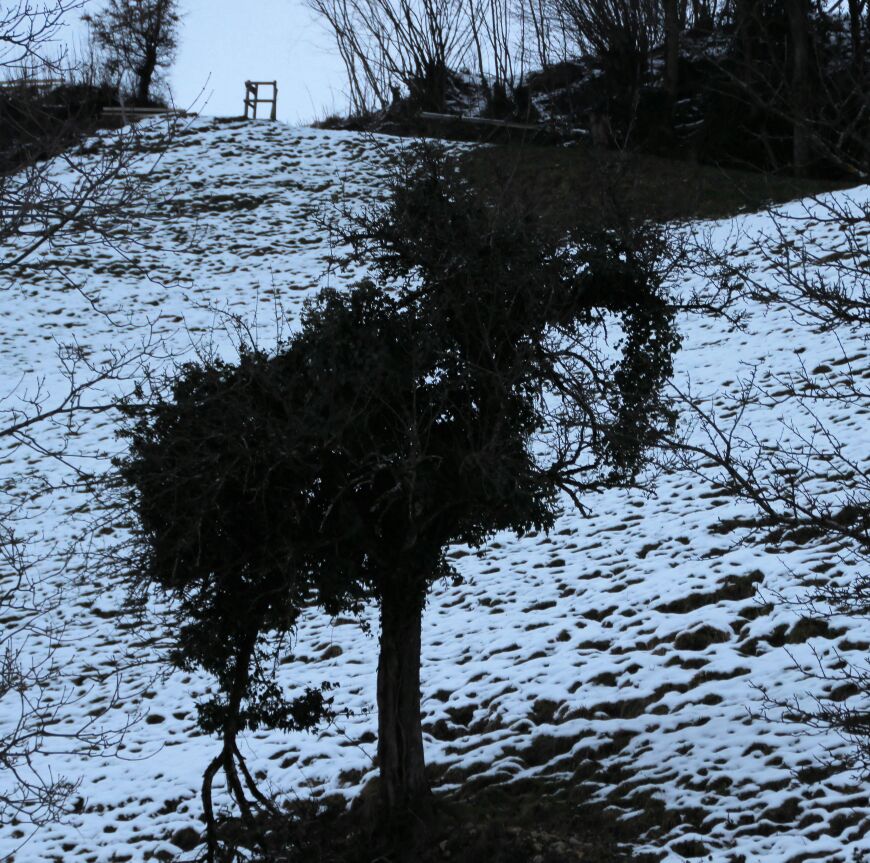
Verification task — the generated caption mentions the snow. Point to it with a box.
[1,116,868,862]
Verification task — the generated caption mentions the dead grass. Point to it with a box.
[458,140,853,230]
[205,773,657,863]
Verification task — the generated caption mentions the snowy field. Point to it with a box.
[0,117,868,862]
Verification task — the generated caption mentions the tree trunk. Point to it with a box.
[137,45,158,104]
[786,0,812,174]
[377,588,429,816]
[847,0,862,71]
[736,0,756,86]
[664,0,680,97]
[223,637,257,829]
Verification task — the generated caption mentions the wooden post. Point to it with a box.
[244,80,256,119]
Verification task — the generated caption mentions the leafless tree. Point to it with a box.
[670,192,870,774]
[467,0,524,97]
[0,522,138,830]
[309,0,540,115]
[83,0,180,104]
[308,0,473,113]
[306,0,392,114]
[709,0,870,176]
[554,0,663,89]
[1,0,177,838]
[0,0,82,77]
[0,337,158,837]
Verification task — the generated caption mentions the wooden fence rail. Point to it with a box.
[419,111,544,131]
[100,106,188,122]
[0,78,65,92]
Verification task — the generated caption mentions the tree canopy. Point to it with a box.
[85,0,179,103]
[116,143,681,856]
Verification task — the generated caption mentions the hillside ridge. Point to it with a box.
[0,117,868,863]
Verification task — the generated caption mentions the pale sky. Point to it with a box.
[69,0,349,124]
[170,0,348,123]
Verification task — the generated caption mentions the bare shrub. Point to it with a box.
[1,0,178,838]
[671,193,870,775]
[83,0,180,104]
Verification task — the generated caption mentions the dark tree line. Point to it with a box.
[115,143,681,860]
[1,0,181,180]
[310,0,870,175]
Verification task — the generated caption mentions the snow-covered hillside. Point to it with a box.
[1,117,868,863]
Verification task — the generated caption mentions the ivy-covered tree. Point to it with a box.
[299,145,681,818]
[116,144,681,854]
[115,352,336,861]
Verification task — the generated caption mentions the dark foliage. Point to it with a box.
[84,0,179,104]
[0,83,118,173]
[116,351,337,860]
[115,143,680,857]
[118,353,334,735]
